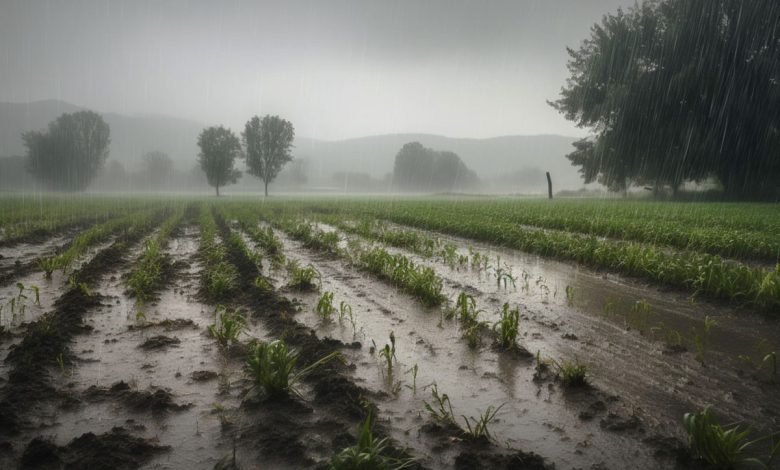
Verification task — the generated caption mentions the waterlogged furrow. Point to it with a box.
[330,220,780,440]
[125,204,191,302]
[337,207,780,313]
[260,220,668,469]
[0,208,162,466]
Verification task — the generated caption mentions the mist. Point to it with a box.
[0,0,636,196]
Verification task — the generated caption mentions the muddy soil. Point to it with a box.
[369,222,780,432]
[269,226,676,469]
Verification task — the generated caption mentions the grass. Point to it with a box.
[462,404,504,441]
[208,305,247,347]
[246,339,342,399]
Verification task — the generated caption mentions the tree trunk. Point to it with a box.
[264,180,268,197]
[216,185,220,197]
[546,172,553,199]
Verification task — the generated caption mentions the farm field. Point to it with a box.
[0,195,779,469]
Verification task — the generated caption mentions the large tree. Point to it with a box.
[392,142,479,192]
[197,126,241,196]
[23,110,111,191]
[242,115,295,196]
[141,151,174,190]
[551,0,780,199]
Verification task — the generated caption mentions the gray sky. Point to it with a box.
[0,0,635,140]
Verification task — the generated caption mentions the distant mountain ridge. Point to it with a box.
[0,100,583,190]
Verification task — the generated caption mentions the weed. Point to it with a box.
[405,364,419,394]
[205,262,239,299]
[565,285,576,307]
[208,305,247,348]
[378,332,397,372]
[493,303,521,349]
[339,300,352,324]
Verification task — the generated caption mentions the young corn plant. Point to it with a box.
[378,332,397,373]
[329,411,415,470]
[208,305,247,348]
[423,383,457,427]
[206,262,239,299]
[246,339,342,400]
[684,406,780,468]
[549,358,588,387]
[287,260,322,291]
[462,404,504,441]
[316,291,337,321]
[493,303,521,350]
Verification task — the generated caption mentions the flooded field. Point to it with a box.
[0,197,778,469]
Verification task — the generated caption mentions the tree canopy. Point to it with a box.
[392,142,479,192]
[242,115,295,196]
[197,126,242,196]
[551,0,780,199]
[23,110,111,191]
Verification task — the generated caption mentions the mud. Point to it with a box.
[84,380,193,414]
[139,335,182,350]
[268,220,694,469]
[19,426,169,470]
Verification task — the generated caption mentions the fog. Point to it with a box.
[4,0,770,198]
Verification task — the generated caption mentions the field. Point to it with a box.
[0,195,779,469]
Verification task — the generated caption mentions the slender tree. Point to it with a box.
[23,110,110,191]
[197,126,241,196]
[242,115,295,196]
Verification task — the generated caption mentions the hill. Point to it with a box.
[0,100,583,192]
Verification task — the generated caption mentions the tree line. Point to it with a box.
[551,0,780,199]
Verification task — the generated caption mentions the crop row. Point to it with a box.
[287,199,780,262]
[316,204,780,313]
[126,205,190,302]
[36,208,162,278]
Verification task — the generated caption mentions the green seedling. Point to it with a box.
[316,291,337,321]
[246,338,342,399]
[329,410,415,470]
[493,303,520,349]
[208,305,247,348]
[423,383,457,427]
[462,404,504,441]
[549,358,587,387]
[684,406,780,468]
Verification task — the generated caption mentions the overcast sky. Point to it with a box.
[0,0,635,140]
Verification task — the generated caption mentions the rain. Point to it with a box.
[0,1,779,469]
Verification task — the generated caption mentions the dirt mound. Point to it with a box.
[128,318,197,331]
[84,381,191,413]
[138,335,180,350]
[20,426,169,470]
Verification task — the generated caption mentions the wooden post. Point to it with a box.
[546,172,553,199]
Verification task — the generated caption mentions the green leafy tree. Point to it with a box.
[23,110,110,191]
[242,115,295,196]
[197,126,241,196]
[141,151,174,190]
[551,0,780,199]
